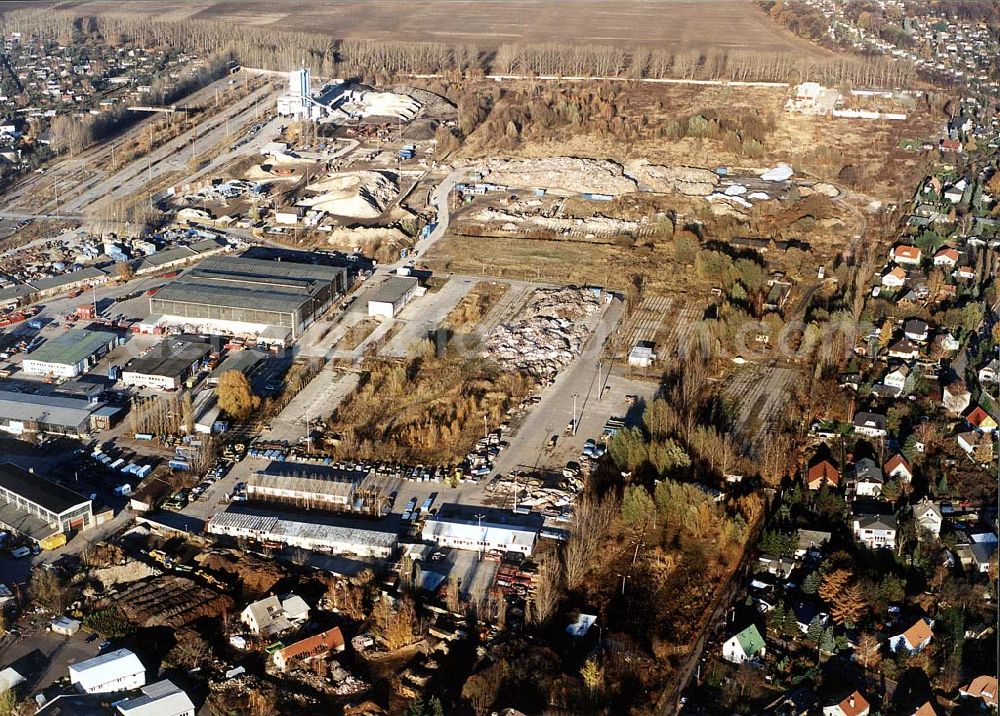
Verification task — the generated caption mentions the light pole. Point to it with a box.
[475,512,486,561]
[571,393,579,436]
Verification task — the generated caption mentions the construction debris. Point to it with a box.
[482,157,638,196]
[624,160,719,196]
[481,287,602,383]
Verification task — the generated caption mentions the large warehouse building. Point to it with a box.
[0,462,93,543]
[149,255,347,342]
[207,506,398,558]
[122,336,212,390]
[0,390,121,437]
[247,462,369,511]
[22,328,120,378]
[422,504,541,556]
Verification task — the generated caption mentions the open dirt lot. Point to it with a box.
[60,0,831,55]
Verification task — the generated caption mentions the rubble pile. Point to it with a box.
[473,208,642,236]
[482,157,638,196]
[486,471,582,517]
[482,287,602,383]
[625,160,719,196]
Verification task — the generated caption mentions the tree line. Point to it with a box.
[2,8,918,88]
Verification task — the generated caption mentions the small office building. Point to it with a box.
[121,336,212,390]
[22,328,120,378]
[368,276,418,318]
[422,504,541,556]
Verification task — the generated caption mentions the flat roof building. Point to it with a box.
[69,648,145,694]
[150,255,346,340]
[0,462,93,541]
[121,336,212,390]
[22,328,120,378]
[368,276,418,318]
[422,504,541,556]
[0,389,118,437]
[207,349,266,386]
[113,679,195,716]
[248,461,368,510]
[207,506,398,558]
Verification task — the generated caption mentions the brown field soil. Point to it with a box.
[442,280,509,332]
[456,80,936,203]
[60,0,830,55]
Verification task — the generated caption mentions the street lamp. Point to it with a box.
[571,393,579,436]
[475,512,486,561]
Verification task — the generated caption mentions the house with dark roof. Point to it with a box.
[852,513,897,550]
[853,412,888,438]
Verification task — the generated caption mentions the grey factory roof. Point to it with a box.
[0,462,90,515]
[208,507,398,549]
[250,462,367,499]
[208,349,266,384]
[27,266,107,293]
[152,255,346,313]
[0,284,34,305]
[116,679,195,716]
[25,328,116,367]
[124,337,211,378]
[0,389,102,429]
[369,276,417,305]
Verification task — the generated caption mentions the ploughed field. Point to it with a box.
[62,0,830,55]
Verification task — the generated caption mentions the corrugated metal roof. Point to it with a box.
[24,328,116,367]
[0,390,99,430]
[208,508,397,548]
[68,648,144,690]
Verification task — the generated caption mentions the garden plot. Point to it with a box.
[723,363,800,453]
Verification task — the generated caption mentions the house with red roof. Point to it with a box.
[966,405,998,433]
[932,246,959,266]
[890,245,922,266]
[806,460,839,490]
[884,454,912,482]
[272,626,345,672]
[823,690,870,716]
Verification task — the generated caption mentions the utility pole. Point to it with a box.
[572,393,579,435]
[475,513,486,561]
[597,360,603,400]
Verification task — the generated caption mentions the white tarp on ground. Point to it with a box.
[760,164,794,182]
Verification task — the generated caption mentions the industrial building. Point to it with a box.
[149,255,347,342]
[114,679,195,716]
[121,336,212,390]
[422,504,541,556]
[69,649,145,694]
[367,275,419,318]
[207,506,398,558]
[207,349,266,386]
[0,462,93,543]
[22,328,120,378]
[0,389,121,437]
[247,462,369,510]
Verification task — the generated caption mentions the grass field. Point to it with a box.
[57,0,830,55]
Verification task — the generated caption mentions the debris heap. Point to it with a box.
[482,287,602,383]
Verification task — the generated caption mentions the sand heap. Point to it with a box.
[482,157,638,196]
[625,160,719,196]
[298,170,399,219]
[341,89,422,120]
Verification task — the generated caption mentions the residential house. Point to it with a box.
[937,332,959,353]
[240,593,310,637]
[969,541,996,573]
[943,383,972,415]
[911,701,938,716]
[888,337,920,360]
[890,245,923,266]
[722,624,766,664]
[853,412,888,438]
[853,514,897,550]
[959,675,998,709]
[792,601,828,634]
[943,180,966,203]
[806,460,840,490]
[978,358,999,384]
[913,498,943,539]
[881,266,907,288]
[852,458,884,497]
[758,554,797,578]
[933,246,960,266]
[889,617,934,653]
[69,649,146,694]
[272,626,345,672]
[882,365,910,395]
[823,691,870,716]
[954,265,976,281]
[957,431,992,459]
[903,319,929,342]
[795,529,831,558]
[965,405,997,432]
[884,454,913,482]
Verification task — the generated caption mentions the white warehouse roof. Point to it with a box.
[69,649,144,692]
[114,679,195,716]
